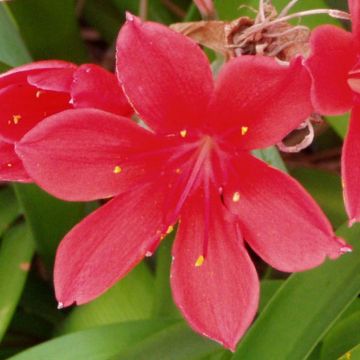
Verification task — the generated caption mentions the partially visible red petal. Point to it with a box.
[349,0,360,41]
[0,84,71,142]
[71,64,133,116]
[223,153,349,272]
[55,182,174,307]
[116,14,213,134]
[208,56,312,150]
[306,25,357,115]
[27,68,76,93]
[171,186,259,351]
[16,109,178,201]
[0,60,76,88]
[342,107,360,224]
[0,140,31,182]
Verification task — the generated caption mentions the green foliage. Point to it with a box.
[0,0,358,359]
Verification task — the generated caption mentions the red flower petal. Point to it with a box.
[224,153,349,272]
[306,25,357,115]
[71,64,133,116]
[208,56,312,150]
[27,68,76,93]
[0,60,76,88]
[0,140,31,182]
[16,109,176,201]
[171,187,259,351]
[116,14,213,134]
[349,0,360,41]
[342,107,360,224]
[55,182,174,307]
[0,84,71,142]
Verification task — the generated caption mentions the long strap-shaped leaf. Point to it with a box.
[233,223,360,360]
[8,320,177,360]
[0,224,35,342]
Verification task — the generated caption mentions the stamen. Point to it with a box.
[12,114,22,124]
[241,126,249,135]
[180,129,187,138]
[113,165,122,174]
[232,191,240,202]
[195,255,205,267]
[166,225,174,234]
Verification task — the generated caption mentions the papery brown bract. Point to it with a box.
[305,0,360,225]
[0,61,132,182]
[16,15,350,350]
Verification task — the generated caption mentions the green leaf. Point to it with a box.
[252,146,287,172]
[0,187,20,236]
[0,4,31,66]
[8,0,88,62]
[326,114,349,139]
[339,344,360,360]
[83,0,122,44]
[321,311,360,359]
[0,224,35,341]
[291,167,347,228]
[113,0,179,24]
[111,322,220,360]
[13,184,85,269]
[152,232,180,318]
[59,263,155,334]
[8,320,177,360]
[233,223,360,360]
[259,280,283,312]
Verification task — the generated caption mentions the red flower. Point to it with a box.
[0,61,132,182]
[16,16,350,350]
[305,0,360,224]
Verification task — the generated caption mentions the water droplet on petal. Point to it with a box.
[57,302,64,310]
[340,246,352,254]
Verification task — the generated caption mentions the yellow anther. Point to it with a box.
[180,129,187,138]
[6,163,12,168]
[195,255,205,267]
[12,115,22,124]
[175,168,181,174]
[166,225,174,234]
[241,126,248,135]
[232,191,240,203]
[36,90,42,98]
[113,166,122,174]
